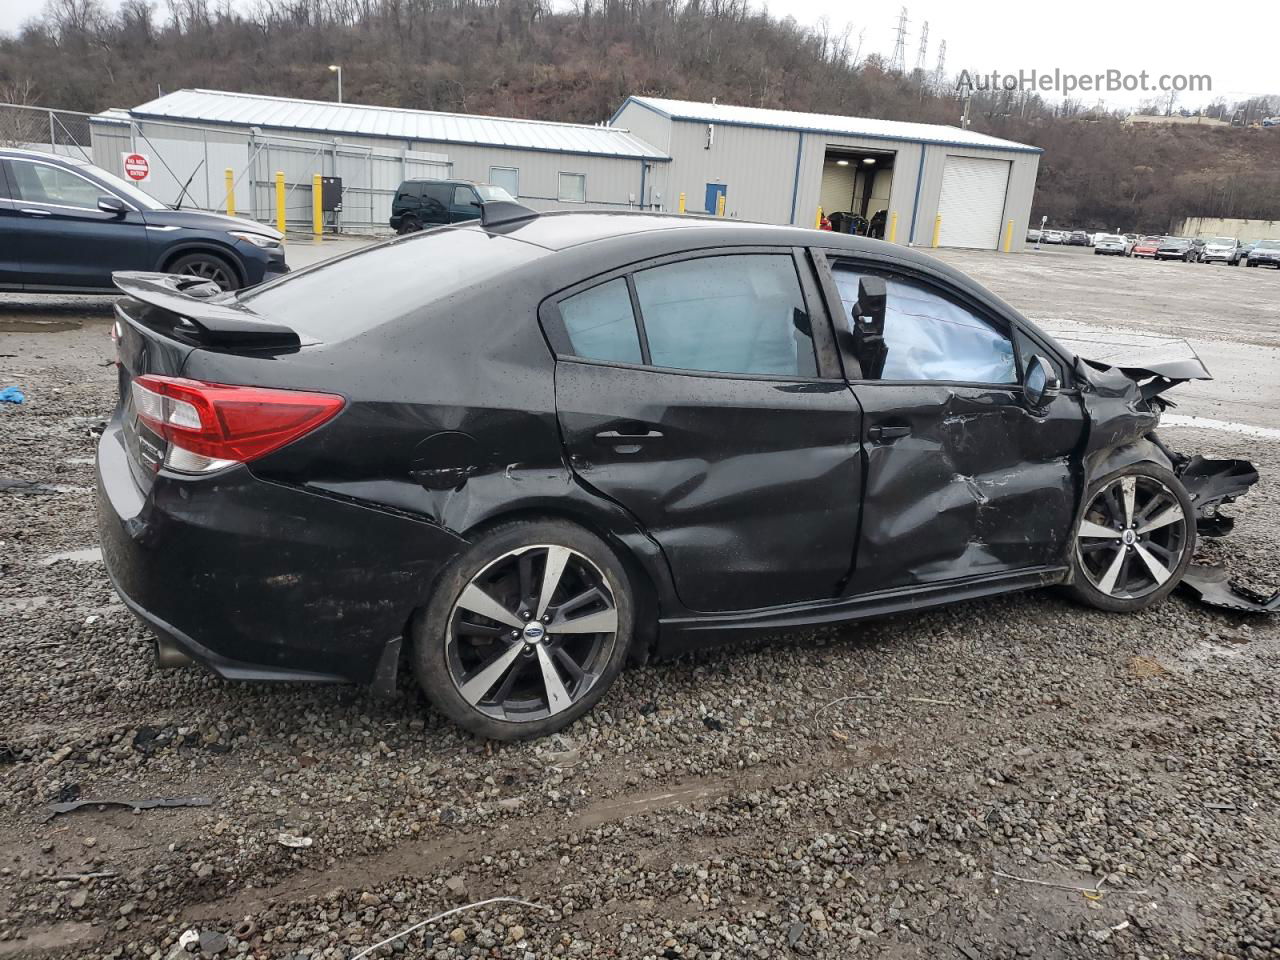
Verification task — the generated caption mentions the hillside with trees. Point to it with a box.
[2,0,1279,232]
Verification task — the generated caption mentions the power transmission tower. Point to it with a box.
[932,38,946,94]
[915,21,929,73]
[890,7,909,74]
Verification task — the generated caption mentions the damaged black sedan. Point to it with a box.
[96,203,1259,739]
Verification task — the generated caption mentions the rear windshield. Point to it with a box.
[239,227,546,339]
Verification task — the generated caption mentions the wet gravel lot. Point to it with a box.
[1,245,1277,960]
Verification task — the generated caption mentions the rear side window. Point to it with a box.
[558,279,642,364]
[633,254,817,378]
[421,183,452,209]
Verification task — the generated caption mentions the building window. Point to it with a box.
[489,166,519,198]
[558,172,586,203]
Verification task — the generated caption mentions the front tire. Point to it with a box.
[412,518,634,740]
[1067,462,1195,613]
[167,251,240,291]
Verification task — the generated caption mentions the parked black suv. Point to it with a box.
[0,148,287,292]
[389,179,516,234]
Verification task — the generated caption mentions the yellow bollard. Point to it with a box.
[1004,219,1014,252]
[224,168,235,217]
[888,212,898,244]
[275,171,286,237]
[932,214,942,248]
[678,192,686,214]
[312,173,323,236]
[815,205,824,229]
[716,193,726,217]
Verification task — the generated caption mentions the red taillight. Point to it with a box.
[131,375,344,474]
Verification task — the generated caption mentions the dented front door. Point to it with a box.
[847,382,1084,592]
[818,255,1086,594]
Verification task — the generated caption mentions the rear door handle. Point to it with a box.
[868,425,911,443]
[594,428,664,443]
[19,208,51,217]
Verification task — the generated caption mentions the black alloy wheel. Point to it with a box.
[169,252,239,291]
[413,519,633,739]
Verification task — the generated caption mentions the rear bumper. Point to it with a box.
[96,418,467,684]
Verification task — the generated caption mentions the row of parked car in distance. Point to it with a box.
[1029,226,1280,268]
[1094,234,1280,266]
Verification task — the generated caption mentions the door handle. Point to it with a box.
[19,208,51,217]
[868,425,911,443]
[595,428,664,444]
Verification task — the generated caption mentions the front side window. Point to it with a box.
[9,160,103,209]
[558,278,642,365]
[633,254,818,378]
[832,265,1016,384]
[558,173,586,203]
[452,186,481,211]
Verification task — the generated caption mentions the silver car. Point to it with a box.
[1201,236,1242,265]
[1093,233,1133,256]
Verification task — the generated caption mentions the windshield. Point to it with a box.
[88,166,168,211]
[1256,240,1280,249]
[1210,237,1235,245]
[1164,239,1189,247]
[475,184,515,202]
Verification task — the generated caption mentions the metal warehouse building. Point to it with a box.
[610,96,1042,250]
[89,89,669,229]
[87,88,1040,248]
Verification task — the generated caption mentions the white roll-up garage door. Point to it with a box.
[936,156,1010,249]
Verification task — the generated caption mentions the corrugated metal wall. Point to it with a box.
[89,118,655,229]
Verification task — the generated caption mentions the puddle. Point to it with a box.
[40,547,103,565]
[0,318,83,333]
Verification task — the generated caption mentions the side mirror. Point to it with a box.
[1024,354,1062,408]
[97,195,126,217]
[851,276,888,379]
[852,277,886,337]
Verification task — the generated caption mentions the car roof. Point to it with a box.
[474,209,908,254]
[0,147,90,165]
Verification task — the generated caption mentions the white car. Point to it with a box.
[1201,236,1243,265]
[1093,234,1133,256]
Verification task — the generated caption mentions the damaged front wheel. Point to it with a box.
[1068,463,1195,613]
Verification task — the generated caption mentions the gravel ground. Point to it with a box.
[1,248,1278,960]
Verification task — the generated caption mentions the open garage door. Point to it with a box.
[936,156,1010,249]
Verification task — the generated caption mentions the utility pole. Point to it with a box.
[891,7,909,75]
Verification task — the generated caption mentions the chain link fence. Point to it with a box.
[0,102,449,232]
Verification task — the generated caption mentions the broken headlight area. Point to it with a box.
[1149,436,1271,614]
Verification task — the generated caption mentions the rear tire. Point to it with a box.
[412,518,634,740]
[167,251,240,291]
[397,215,423,235]
[1066,462,1195,613]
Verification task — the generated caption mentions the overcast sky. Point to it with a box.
[1,0,1274,110]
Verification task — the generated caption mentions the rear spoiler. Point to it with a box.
[112,272,301,349]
